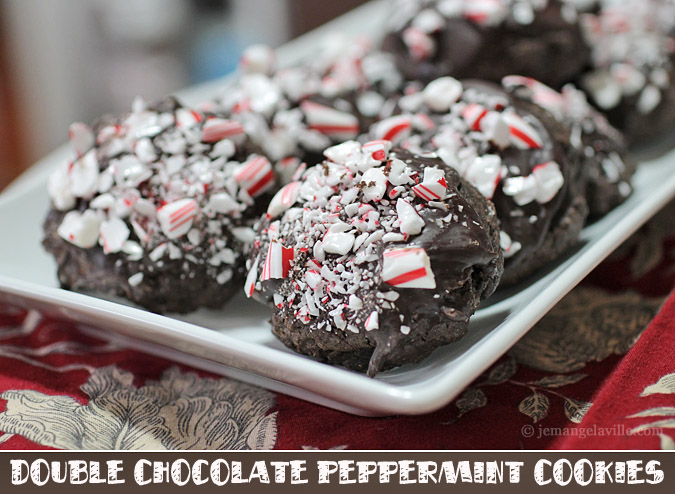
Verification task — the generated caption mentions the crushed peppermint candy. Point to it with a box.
[48,96,276,298]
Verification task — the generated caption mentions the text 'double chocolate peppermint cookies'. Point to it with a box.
[381,0,590,89]
[245,141,503,376]
[43,97,279,314]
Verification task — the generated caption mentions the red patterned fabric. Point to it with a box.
[1,204,674,450]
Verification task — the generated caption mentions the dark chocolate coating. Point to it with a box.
[250,149,503,375]
[382,0,590,89]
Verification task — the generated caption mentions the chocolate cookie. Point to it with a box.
[575,0,675,142]
[502,75,634,218]
[213,39,404,172]
[381,0,590,89]
[43,97,276,313]
[246,142,503,376]
[366,77,588,286]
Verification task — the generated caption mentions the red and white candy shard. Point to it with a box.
[234,155,275,198]
[361,139,392,162]
[68,122,95,158]
[267,181,301,219]
[502,111,543,149]
[370,115,412,145]
[502,161,563,205]
[157,198,198,239]
[462,103,489,131]
[57,210,101,249]
[381,247,436,289]
[244,256,259,298]
[99,217,130,254]
[323,140,362,164]
[402,26,435,61]
[239,44,276,75]
[175,107,203,128]
[364,310,379,331]
[464,154,503,199]
[300,100,359,140]
[412,166,447,201]
[396,198,425,236]
[423,77,463,112]
[201,118,245,143]
[260,240,294,281]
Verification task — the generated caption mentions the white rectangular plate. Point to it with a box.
[1,1,674,416]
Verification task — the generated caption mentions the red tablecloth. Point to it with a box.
[1,203,674,450]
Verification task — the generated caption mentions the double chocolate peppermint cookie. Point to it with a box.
[381,0,589,89]
[43,97,277,313]
[366,76,588,285]
[246,141,502,376]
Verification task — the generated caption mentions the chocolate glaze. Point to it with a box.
[249,147,503,375]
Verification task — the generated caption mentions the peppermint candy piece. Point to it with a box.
[323,140,362,164]
[260,240,294,281]
[323,231,355,255]
[396,198,425,236]
[239,44,276,75]
[68,122,94,158]
[69,151,100,198]
[499,231,522,259]
[201,118,245,143]
[234,155,275,198]
[157,198,198,239]
[412,167,447,201]
[300,101,359,140]
[463,0,509,26]
[502,161,564,205]
[207,192,241,215]
[267,181,301,219]
[244,256,259,298]
[423,77,463,112]
[388,157,413,186]
[362,139,392,162]
[532,161,564,203]
[58,210,101,249]
[364,311,379,331]
[175,107,203,128]
[402,26,435,61]
[47,163,75,211]
[371,115,412,144]
[502,111,543,149]
[412,8,445,33]
[382,247,436,289]
[361,167,388,202]
[461,103,489,131]
[99,217,130,254]
[464,155,503,199]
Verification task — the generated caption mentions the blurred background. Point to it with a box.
[0,0,366,191]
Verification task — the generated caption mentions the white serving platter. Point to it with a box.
[1,0,674,416]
